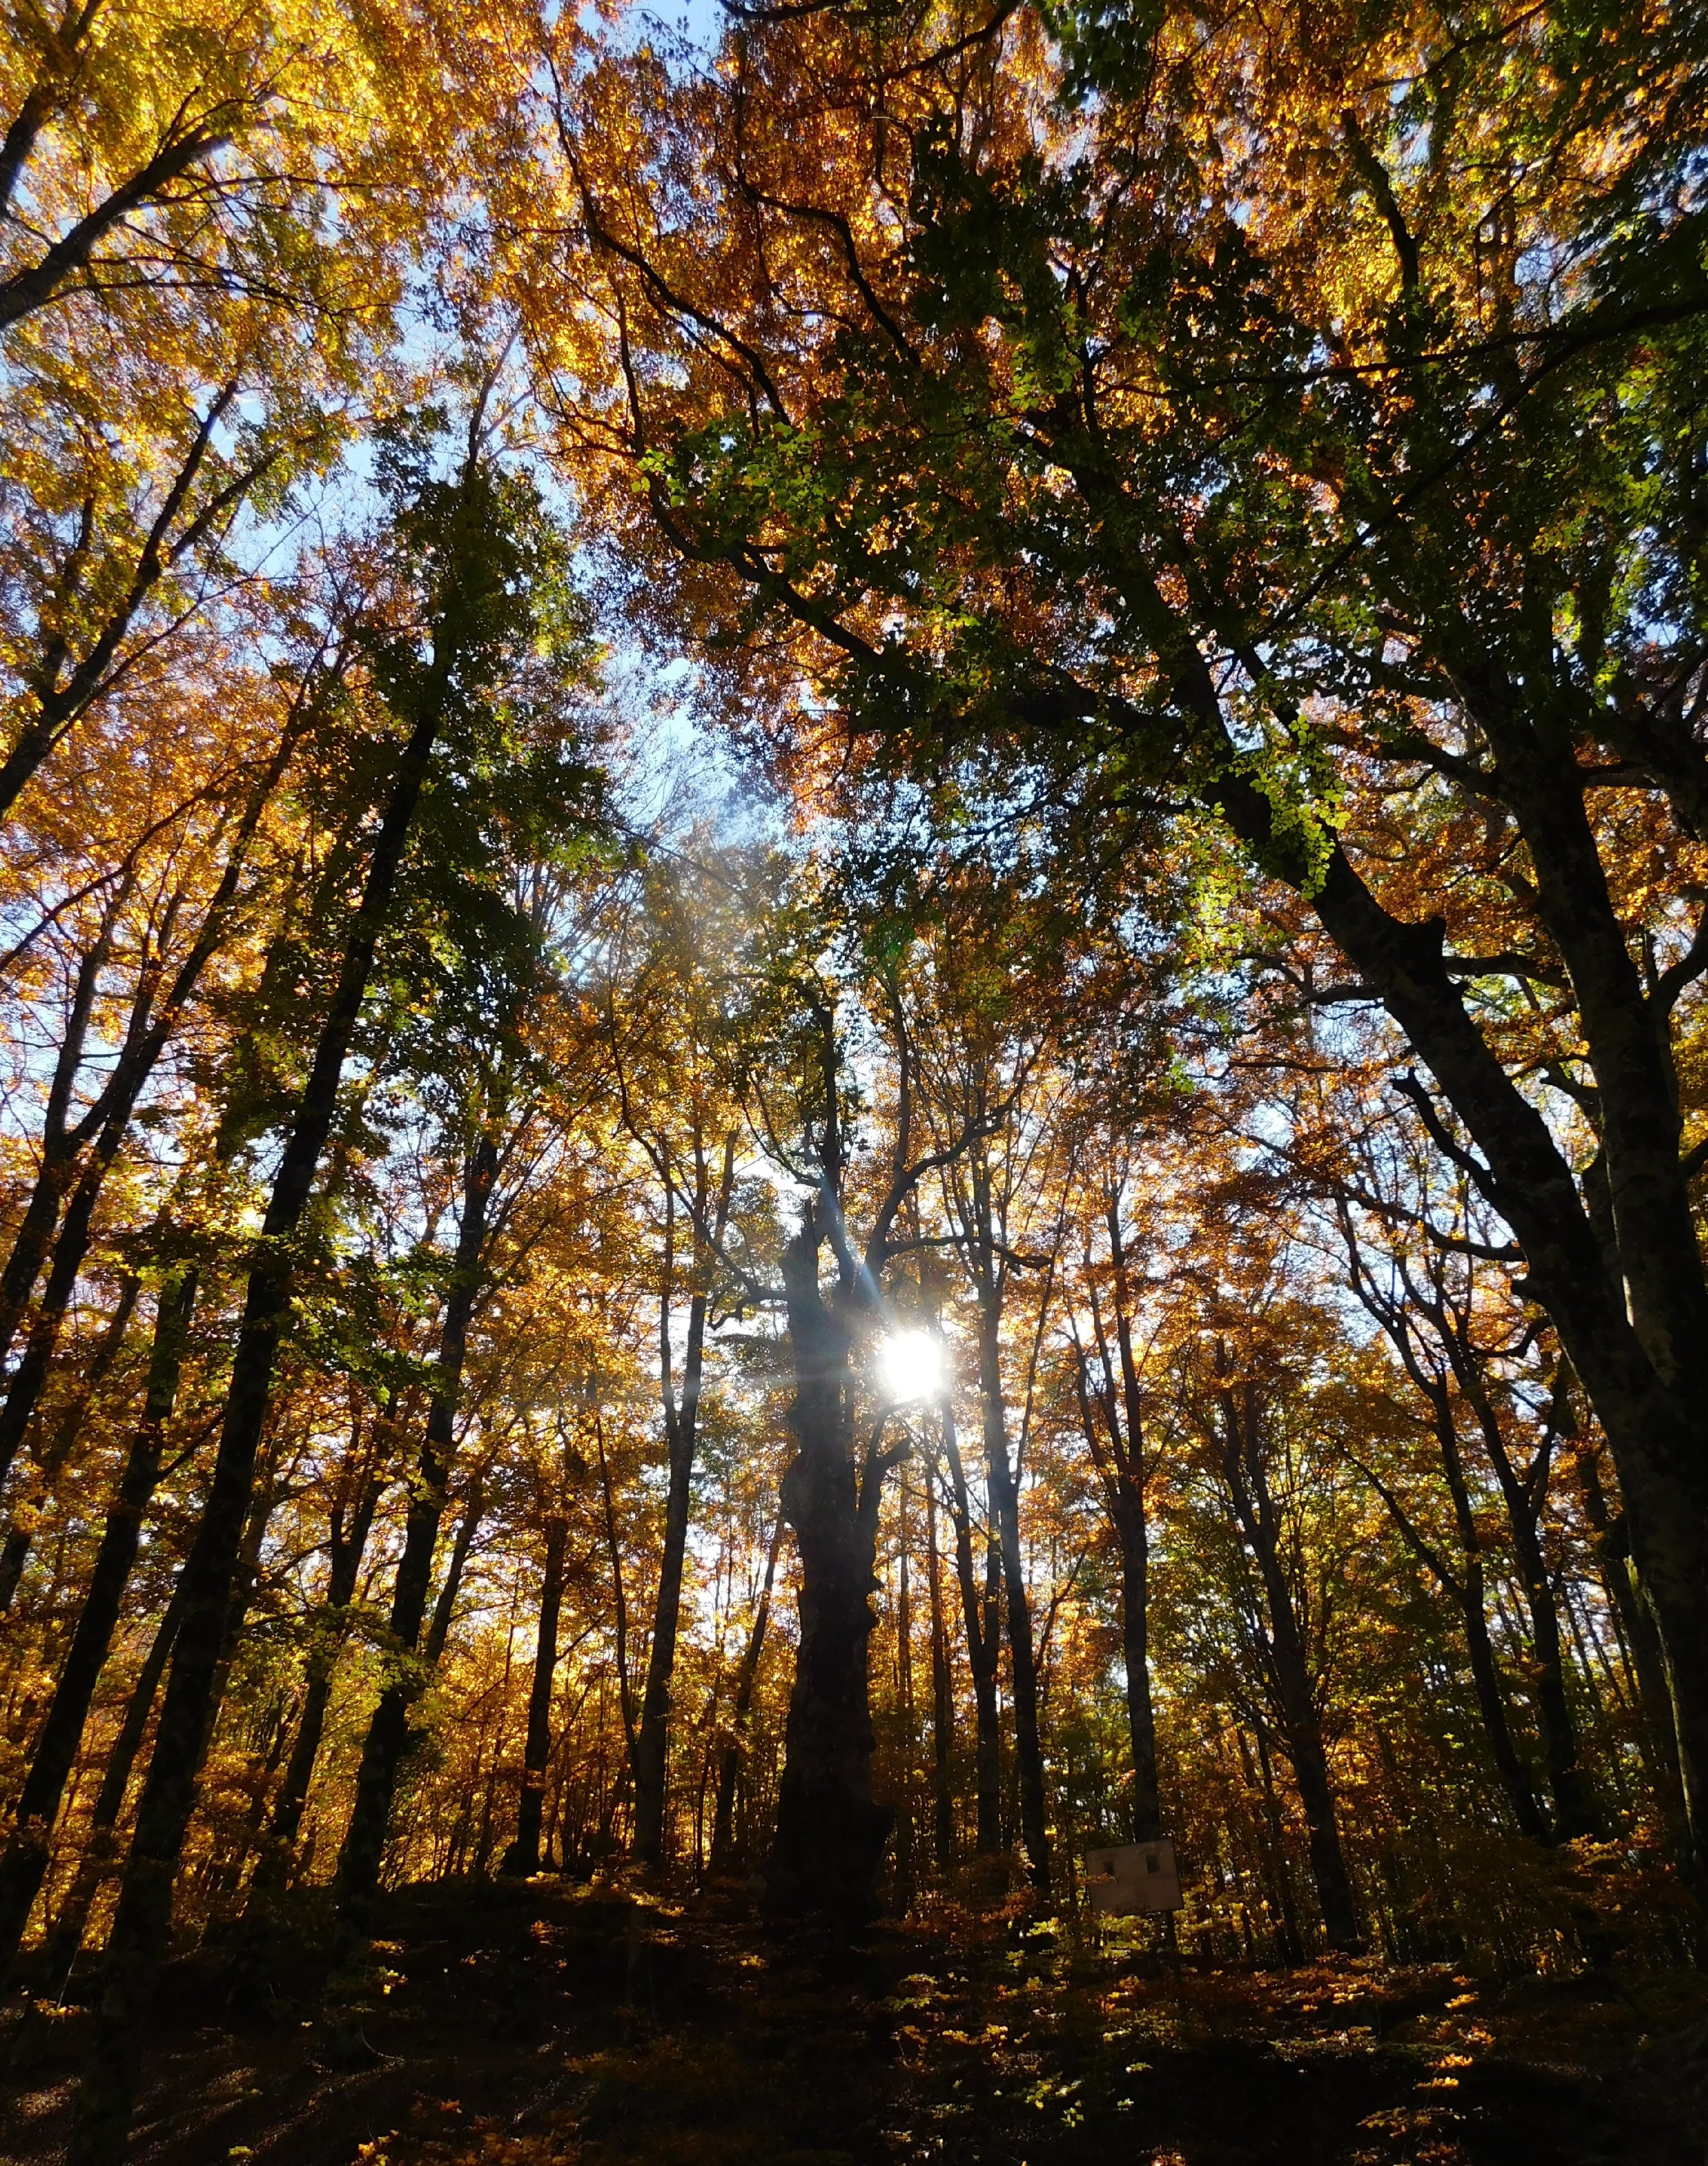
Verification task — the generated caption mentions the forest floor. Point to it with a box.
[2,1877,1706,2166]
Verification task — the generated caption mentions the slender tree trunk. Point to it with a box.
[248,1428,385,1905]
[425,1470,487,1665]
[0,1267,196,1978]
[635,1134,735,1867]
[1110,1491,1160,1842]
[1576,1437,1684,1818]
[1104,1219,1162,1841]
[0,895,122,1376]
[505,1515,568,1875]
[925,1481,955,1871]
[1342,1257,1554,1844]
[69,679,447,2166]
[1458,1558,1553,1842]
[940,1404,1001,1851]
[1447,1355,1602,1841]
[893,1494,916,1913]
[1512,1535,1600,1841]
[0,1094,144,1492]
[0,1274,138,1614]
[710,1512,783,1874]
[40,1571,190,1998]
[1221,1384,1361,1952]
[1240,1721,1304,1963]
[976,1299,1049,1893]
[333,1135,497,1943]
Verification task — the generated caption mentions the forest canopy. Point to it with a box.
[1,0,1706,2159]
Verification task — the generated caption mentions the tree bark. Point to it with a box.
[765,1207,894,1919]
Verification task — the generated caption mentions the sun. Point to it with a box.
[877,1328,945,1406]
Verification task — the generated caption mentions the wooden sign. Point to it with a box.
[1083,1839,1182,1914]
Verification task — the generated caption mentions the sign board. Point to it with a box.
[1083,1839,1182,1914]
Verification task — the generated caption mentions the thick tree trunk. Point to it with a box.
[334,1135,496,1941]
[505,1515,568,1875]
[67,686,444,2166]
[0,1267,196,1978]
[710,1511,783,1874]
[765,1212,892,1919]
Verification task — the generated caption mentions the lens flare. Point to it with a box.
[878,1328,945,1405]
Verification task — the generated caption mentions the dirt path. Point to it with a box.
[3,1882,1702,2165]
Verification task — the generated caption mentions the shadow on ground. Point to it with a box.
[3,1880,1704,2165]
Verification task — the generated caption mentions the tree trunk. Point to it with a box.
[939,1404,1001,1852]
[425,1470,487,1664]
[1445,1348,1602,1841]
[0,894,123,1377]
[925,1480,955,1871]
[1221,1383,1361,1952]
[710,1511,783,1874]
[765,1209,892,1920]
[0,1273,139,1616]
[1458,1558,1553,1843]
[893,1494,916,1913]
[1078,1234,1163,1843]
[333,1134,497,1942]
[505,1515,568,1875]
[0,1267,196,1978]
[634,1133,735,1867]
[248,1427,385,1905]
[1576,1437,1684,1821]
[976,1299,1049,1893]
[40,1570,189,1998]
